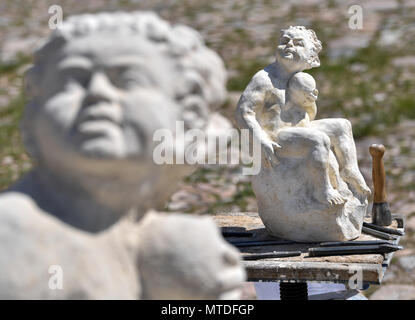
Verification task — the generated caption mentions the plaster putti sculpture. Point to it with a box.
[236,26,371,242]
[0,12,245,299]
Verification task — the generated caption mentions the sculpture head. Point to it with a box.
[24,12,226,161]
[137,213,246,299]
[276,26,322,72]
[22,12,227,212]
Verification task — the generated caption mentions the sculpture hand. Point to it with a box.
[261,138,281,168]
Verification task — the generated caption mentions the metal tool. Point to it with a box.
[228,239,297,247]
[308,244,402,257]
[243,251,302,260]
[222,230,254,238]
[319,240,391,247]
[369,144,392,226]
[362,226,398,241]
[363,222,404,236]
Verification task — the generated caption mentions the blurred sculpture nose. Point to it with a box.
[84,71,118,105]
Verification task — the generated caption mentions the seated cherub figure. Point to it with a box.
[0,12,245,299]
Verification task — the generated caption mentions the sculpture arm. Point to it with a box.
[235,72,280,165]
[236,74,266,138]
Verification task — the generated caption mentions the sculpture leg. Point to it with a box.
[311,119,371,197]
[328,150,341,189]
[276,127,344,205]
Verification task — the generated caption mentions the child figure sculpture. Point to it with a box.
[285,72,318,127]
[284,72,345,206]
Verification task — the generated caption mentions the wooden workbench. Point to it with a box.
[213,212,403,285]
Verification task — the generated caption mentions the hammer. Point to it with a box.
[369,144,392,226]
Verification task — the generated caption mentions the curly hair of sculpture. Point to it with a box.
[236,25,371,242]
[278,26,322,68]
[0,11,245,299]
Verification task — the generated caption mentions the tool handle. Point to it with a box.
[369,144,387,203]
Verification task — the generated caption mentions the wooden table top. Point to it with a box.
[212,212,403,284]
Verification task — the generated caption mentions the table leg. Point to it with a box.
[279,282,308,300]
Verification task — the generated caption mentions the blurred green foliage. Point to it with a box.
[0,54,33,191]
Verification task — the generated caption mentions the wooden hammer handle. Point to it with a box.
[369,144,387,203]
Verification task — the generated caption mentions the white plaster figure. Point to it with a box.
[236,26,371,242]
[137,212,245,300]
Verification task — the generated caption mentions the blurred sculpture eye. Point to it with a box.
[294,40,304,46]
[62,67,91,87]
[121,72,151,89]
[107,67,153,89]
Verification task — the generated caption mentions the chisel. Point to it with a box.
[222,230,254,238]
[362,226,398,241]
[229,240,297,247]
[363,222,404,236]
[243,251,302,260]
[308,244,402,257]
[319,240,391,247]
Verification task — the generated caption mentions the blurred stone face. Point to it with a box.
[137,214,246,300]
[276,29,316,71]
[36,33,181,161]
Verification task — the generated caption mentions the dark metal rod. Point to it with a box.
[228,240,297,247]
[243,251,302,260]
[362,226,399,240]
[363,222,404,236]
[308,244,402,257]
[319,240,391,247]
[222,231,254,238]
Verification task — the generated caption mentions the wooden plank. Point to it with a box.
[244,261,382,283]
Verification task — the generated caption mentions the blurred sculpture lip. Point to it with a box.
[77,103,123,126]
[284,48,296,55]
[74,105,123,138]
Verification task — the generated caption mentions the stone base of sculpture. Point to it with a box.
[252,159,368,242]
